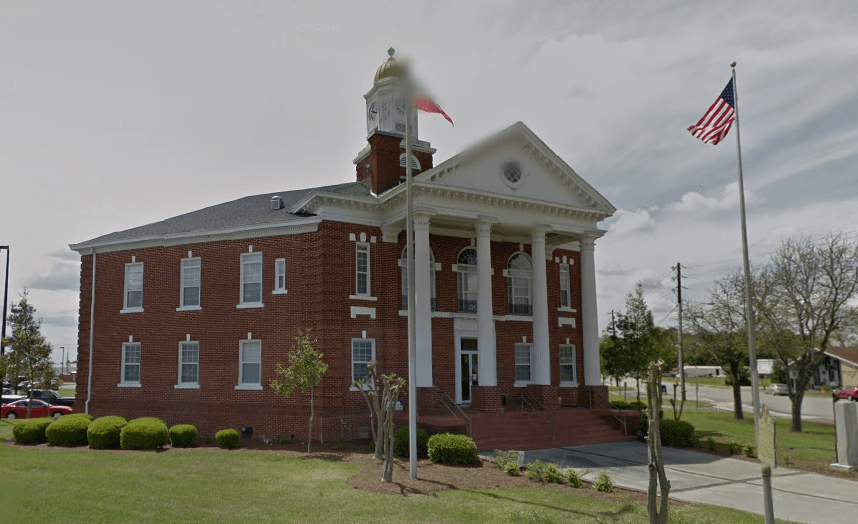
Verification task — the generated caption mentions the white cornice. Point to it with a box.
[69,219,322,255]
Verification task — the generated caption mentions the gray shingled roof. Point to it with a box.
[73,179,372,247]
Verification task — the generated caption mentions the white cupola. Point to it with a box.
[364,48,418,140]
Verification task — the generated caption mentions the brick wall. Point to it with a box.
[75,221,588,442]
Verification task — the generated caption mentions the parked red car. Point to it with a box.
[836,386,858,401]
[1,398,73,420]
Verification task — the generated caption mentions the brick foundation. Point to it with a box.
[470,385,503,412]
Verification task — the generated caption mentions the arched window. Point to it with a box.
[507,253,532,316]
[400,247,436,311]
[456,248,478,313]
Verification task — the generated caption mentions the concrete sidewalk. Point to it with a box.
[515,442,856,524]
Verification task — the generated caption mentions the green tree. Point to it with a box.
[2,290,56,418]
[269,331,328,452]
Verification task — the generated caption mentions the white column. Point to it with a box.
[531,228,551,385]
[414,213,433,387]
[580,238,601,386]
[476,220,497,386]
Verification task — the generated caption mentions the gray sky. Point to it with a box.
[2,1,857,363]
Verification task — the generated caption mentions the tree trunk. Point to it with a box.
[791,391,804,432]
[307,387,315,453]
[646,365,670,524]
[730,362,744,420]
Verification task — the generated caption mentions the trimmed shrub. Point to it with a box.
[169,424,197,448]
[744,444,756,457]
[493,450,521,476]
[728,441,743,455]
[88,416,128,449]
[525,459,546,481]
[427,433,479,465]
[394,426,429,458]
[216,428,240,449]
[120,418,169,450]
[659,419,696,447]
[12,418,52,445]
[46,415,91,447]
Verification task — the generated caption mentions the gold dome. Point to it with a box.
[373,47,406,84]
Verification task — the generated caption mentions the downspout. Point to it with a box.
[85,252,96,414]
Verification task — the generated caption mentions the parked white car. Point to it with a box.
[765,383,789,395]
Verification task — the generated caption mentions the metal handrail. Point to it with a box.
[520,387,555,444]
[589,390,628,436]
[439,390,472,437]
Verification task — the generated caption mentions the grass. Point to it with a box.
[0,419,790,524]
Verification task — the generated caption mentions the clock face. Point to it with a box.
[367,102,378,121]
[395,98,406,116]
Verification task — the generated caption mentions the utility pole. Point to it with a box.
[676,263,686,402]
[1,246,9,356]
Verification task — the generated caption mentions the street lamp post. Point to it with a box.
[60,347,65,376]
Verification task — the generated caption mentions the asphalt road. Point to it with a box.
[615,379,837,422]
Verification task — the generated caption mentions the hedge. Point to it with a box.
[216,428,240,449]
[394,426,429,458]
[659,419,697,447]
[427,433,480,465]
[46,415,92,447]
[169,424,197,448]
[120,417,169,450]
[12,418,53,445]
[88,416,128,449]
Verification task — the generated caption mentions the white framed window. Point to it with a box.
[273,258,287,294]
[506,253,532,316]
[355,243,370,296]
[178,258,201,310]
[400,247,436,311]
[560,344,577,385]
[515,343,532,384]
[559,264,570,309]
[455,248,478,313]
[351,338,375,384]
[177,341,200,388]
[236,339,262,390]
[122,263,144,312]
[239,252,263,307]
[119,342,141,387]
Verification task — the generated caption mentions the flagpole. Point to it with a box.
[404,74,419,480]
[732,61,774,524]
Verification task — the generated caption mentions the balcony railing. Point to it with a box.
[508,303,533,316]
[458,299,478,314]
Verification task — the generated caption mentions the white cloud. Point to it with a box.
[606,209,657,237]
[664,182,760,215]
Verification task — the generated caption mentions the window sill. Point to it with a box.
[120,307,144,314]
[234,384,263,391]
[504,314,533,321]
[176,305,202,312]
[560,381,579,388]
[236,303,264,309]
[349,295,377,302]
[514,381,531,388]
[349,385,373,392]
[557,307,577,313]
[272,289,288,295]
[117,383,141,388]
[174,384,200,390]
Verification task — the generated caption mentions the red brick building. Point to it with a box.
[70,53,617,445]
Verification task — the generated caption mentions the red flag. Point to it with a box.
[687,78,736,145]
[414,95,454,126]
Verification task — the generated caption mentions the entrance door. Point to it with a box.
[460,338,478,403]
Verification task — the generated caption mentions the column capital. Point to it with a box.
[475,221,494,236]
[413,212,432,229]
[531,225,553,240]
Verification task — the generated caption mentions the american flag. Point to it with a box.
[687,78,736,145]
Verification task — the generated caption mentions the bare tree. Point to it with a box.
[353,361,406,483]
[686,272,750,421]
[755,233,858,432]
[646,361,670,524]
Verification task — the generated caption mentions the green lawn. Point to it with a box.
[0,419,789,524]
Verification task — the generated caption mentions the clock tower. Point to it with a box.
[354,48,435,194]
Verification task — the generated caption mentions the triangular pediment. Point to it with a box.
[415,122,615,216]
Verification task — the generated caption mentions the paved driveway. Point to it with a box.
[510,441,856,524]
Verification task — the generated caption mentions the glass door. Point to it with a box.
[460,338,478,403]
